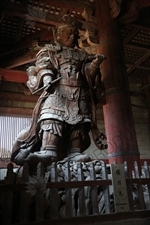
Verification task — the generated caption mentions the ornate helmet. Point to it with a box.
[53,14,82,47]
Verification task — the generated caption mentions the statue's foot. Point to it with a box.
[25,150,57,166]
[67,151,91,162]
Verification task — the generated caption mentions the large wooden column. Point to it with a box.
[95,0,141,174]
[143,77,150,130]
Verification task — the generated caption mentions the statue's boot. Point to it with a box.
[67,148,91,162]
[14,146,57,167]
[25,149,57,166]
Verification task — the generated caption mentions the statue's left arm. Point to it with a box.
[83,53,107,150]
[84,54,106,103]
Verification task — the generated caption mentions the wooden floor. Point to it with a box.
[12,210,150,225]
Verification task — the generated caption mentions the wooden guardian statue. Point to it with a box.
[11,14,107,167]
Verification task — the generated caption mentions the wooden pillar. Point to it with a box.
[142,77,150,130]
[95,0,141,174]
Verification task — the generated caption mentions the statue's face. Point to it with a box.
[56,24,76,47]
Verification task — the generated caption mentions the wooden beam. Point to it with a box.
[0,107,32,117]
[0,92,38,103]
[1,0,94,20]
[127,52,150,75]
[125,44,150,52]
[4,50,38,69]
[1,1,96,30]
[138,0,150,8]
[0,29,53,57]
[123,27,140,46]
[0,68,27,83]
[126,64,150,71]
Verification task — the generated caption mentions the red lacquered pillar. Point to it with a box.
[95,0,141,175]
[143,77,150,128]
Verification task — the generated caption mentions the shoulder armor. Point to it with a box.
[44,44,61,52]
[36,44,61,58]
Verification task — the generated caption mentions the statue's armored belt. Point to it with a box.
[59,79,82,87]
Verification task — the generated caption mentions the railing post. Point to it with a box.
[36,162,44,222]
[64,161,73,217]
[2,163,15,225]
[50,162,59,219]
[89,162,98,215]
[124,161,134,211]
[101,161,111,213]
[134,161,146,210]
[143,161,150,203]
[77,162,85,216]
[19,163,29,223]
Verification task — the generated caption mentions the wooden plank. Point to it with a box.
[12,210,150,225]
[0,29,53,57]
[19,163,29,223]
[77,162,86,216]
[124,161,134,211]
[101,161,111,213]
[50,162,59,219]
[2,163,16,225]
[89,162,98,214]
[143,161,150,203]
[36,163,44,222]
[131,23,150,31]
[126,178,150,184]
[1,0,94,21]
[0,68,27,83]
[4,51,38,69]
[1,178,150,192]
[0,179,113,192]
[0,107,33,117]
[1,1,96,30]
[127,52,150,74]
[126,64,150,71]
[0,92,38,102]
[125,44,150,52]
[123,27,140,46]
[134,161,146,210]
[64,161,73,217]
[138,0,150,8]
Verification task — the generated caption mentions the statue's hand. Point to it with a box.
[43,75,52,87]
[92,54,107,66]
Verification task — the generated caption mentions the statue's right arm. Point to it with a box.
[27,47,56,93]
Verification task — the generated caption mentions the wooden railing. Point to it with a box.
[0,160,150,225]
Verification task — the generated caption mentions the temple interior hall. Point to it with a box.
[0,1,150,225]
[0,0,150,165]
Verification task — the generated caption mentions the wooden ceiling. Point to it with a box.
[0,0,150,116]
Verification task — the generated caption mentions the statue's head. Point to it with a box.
[55,14,80,48]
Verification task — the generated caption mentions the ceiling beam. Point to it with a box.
[1,0,93,17]
[126,64,150,71]
[1,1,96,30]
[127,52,150,74]
[123,27,140,46]
[0,107,32,117]
[138,0,150,8]
[4,50,39,69]
[125,44,150,53]
[0,92,38,103]
[0,29,53,57]
[0,68,27,83]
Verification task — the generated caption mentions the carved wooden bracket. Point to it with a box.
[30,40,41,52]
[109,0,122,18]
[118,0,141,24]
[108,0,147,24]
[80,8,99,54]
